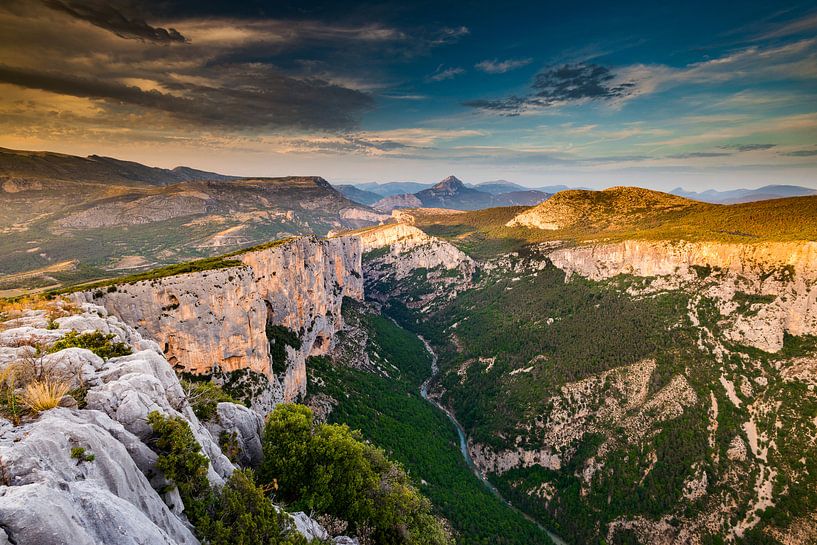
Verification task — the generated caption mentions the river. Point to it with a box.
[416,335,567,545]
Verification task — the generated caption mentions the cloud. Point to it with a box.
[667,151,732,159]
[431,26,470,45]
[475,58,532,74]
[782,149,817,157]
[718,143,777,152]
[428,65,465,82]
[465,62,637,114]
[42,0,187,43]
[466,38,817,116]
[0,63,373,131]
[755,10,817,40]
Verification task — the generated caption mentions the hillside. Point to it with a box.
[508,186,708,231]
[402,188,817,258]
[0,147,234,188]
[358,221,817,544]
[0,148,387,295]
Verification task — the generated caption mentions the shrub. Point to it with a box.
[180,379,235,421]
[21,380,69,413]
[48,330,132,360]
[198,469,310,545]
[0,367,21,425]
[147,411,211,522]
[148,411,311,545]
[260,403,452,545]
[70,446,95,463]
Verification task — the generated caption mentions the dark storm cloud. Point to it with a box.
[0,64,373,131]
[42,0,187,43]
[718,143,777,152]
[464,63,637,115]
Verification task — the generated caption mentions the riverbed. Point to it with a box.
[417,335,567,545]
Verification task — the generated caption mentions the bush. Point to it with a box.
[260,403,451,545]
[180,379,235,421]
[147,411,211,521]
[48,330,132,360]
[148,411,312,545]
[70,446,95,463]
[198,469,310,545]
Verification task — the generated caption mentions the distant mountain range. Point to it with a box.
[339,176,552,212]
[0,147,386,294]
[671,184,817,204]
[340,179,574,201]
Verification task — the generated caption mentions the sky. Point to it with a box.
[0,0,816,190]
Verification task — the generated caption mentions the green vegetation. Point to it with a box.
[70,446,95,463]
[307,307,554,545]
[267,324,302,376]
[381,251,792,543]
[180,379,236,421]
[148,402,451,545]
[52,255,245,294]
[147,411,311,545]
[260,403,451,545]
[48,330,132,359]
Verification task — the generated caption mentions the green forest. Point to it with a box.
[307,307,554,545]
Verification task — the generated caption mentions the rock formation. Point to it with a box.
[74,236,363,408]
[0,303,352,545]
[356,223,475,306]
[547,239,817,352]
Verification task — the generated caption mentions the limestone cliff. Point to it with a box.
[355,223,475,307]
[548,240,817,352]
[74,236,363,406]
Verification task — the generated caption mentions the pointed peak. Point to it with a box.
[433,175,465,191]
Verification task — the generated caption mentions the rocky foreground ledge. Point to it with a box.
[0,301,356,545]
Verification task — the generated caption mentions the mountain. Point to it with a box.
[354,181,434,197]
[372,175,551,212]
[334,184,384,205]
[469,180,528,194]
[0,146,235,188]
[508,186,705,231]
[471,180,575,195]
[0,147,387,294]
[671,184,817,204]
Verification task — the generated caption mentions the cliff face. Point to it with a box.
[356,223,475,307]
[548,240,817,352]
[74,236,363,406]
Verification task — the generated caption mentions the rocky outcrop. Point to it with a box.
[74,236,364,406]
[548,240,817,352]
[356,223,475,307]
[357,223,474,281]
[0,304,353,545]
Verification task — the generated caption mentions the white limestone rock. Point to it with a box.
[0,408,198,545]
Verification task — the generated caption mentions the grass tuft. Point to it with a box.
[21,380,70,413]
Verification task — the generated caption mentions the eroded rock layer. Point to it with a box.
[549,240,817,352]
[74,236,363,404]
